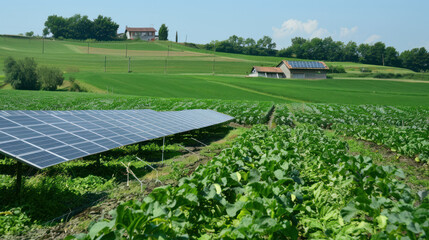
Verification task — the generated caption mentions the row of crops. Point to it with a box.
[67,125,428,239]
[275,103,429,163]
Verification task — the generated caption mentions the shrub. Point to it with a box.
[38,66,64,91]
[374,73,399,79]
[68,77,86,92]
[327,65,346,73]
[3,57,39,90]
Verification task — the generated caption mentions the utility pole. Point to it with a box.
[128,57,131,73]
[104,56,107,72]
[382,54,385,66]
[164,45,170,74]
[212,44,216,75]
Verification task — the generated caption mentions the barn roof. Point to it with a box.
[125,27,157,32]
[278,60,329,70]
[252,66,284,73]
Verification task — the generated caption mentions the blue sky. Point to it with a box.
[1,0,428,52]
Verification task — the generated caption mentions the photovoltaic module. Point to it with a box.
[0,109,234,169]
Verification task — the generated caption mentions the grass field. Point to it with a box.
[0,36,428,106]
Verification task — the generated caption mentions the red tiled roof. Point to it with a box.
[252,66,284,73]
[126,27,157,32]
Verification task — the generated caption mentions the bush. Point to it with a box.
[374,73,400,79]
[69,76,85,92]
[327,65,346,73]
[360,67,372,73]
[38,66,64,91]
[3,57,39,90]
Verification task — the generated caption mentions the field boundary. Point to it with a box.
[333,77,429,83]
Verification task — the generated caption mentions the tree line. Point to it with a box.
[43,14,119,41]
[200,35,428,72]
[203,35,277,56]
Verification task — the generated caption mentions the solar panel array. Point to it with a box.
[286,61,327,69]
[0,109,233,169]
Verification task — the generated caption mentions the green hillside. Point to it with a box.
[1,36,427,105]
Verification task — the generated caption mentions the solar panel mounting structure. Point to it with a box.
[287,61,325,69]
[0,109,234,197]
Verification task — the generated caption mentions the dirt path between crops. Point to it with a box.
[267,105,276,129]
[11,127,241,240]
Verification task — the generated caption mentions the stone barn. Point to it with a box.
[277,60,329,79]
[249,60,329,79]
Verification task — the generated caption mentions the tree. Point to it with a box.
[244,38,256,47]
[384,46,401,67]
[357,43,371,63]
[38,66,64,91]
[371,42,386,65]
[25,31,34,37]
[92,15,119,41]
[256,36,276,50]
[44,15,70,39]
[343,41,358,62]
[44,14,118,40]
[3,57,19,84]
[4,57,39,90]
[42,27,49,37]
[400,47,429,72]
[175,31,178,43]
[159,24,168,40]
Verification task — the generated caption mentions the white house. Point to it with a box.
[249,60,329,79]
[248,66,285,78]
[125,27,156,41]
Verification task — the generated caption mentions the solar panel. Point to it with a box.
[287,61,326,69]
[0,109,234,169]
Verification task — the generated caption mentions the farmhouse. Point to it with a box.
[125,27,157,41]
[250,60,329,79]
[249,66,285,78]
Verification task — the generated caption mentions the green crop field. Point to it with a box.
[0,36,428,239]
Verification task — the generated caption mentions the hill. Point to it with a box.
[0,37,428,105]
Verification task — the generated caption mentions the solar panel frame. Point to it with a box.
[0,109,233,169]
[286,61,327,69]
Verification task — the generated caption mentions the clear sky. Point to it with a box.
[1,0,428,52]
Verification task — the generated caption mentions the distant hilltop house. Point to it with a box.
[249,60,329,79]
[125,27,157,41]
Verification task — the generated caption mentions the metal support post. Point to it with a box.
[16,161,22,200]
[191,137,208,147]
[162,136,165,163]
[135,156,161,184]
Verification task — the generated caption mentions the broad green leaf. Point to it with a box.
[88,221,112,239]
[376,215,387,229]
[341,203,358,223]
[214,184,222,194]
